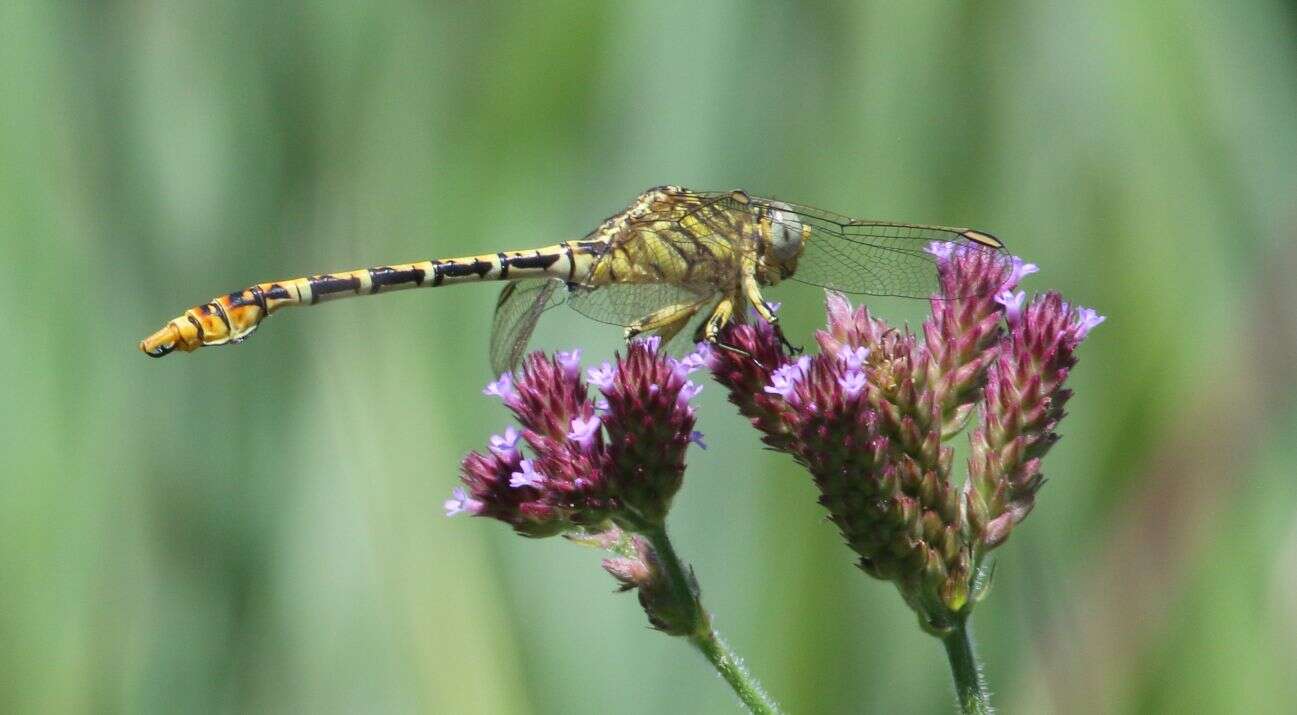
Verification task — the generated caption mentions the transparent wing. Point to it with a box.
[566,282,714,328]
[567,285,719,359]
[490,278,566,374]
[752,197,1010,299]
[663,299,720,354]
[630,189,744,260]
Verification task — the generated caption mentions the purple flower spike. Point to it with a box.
[509,459,546,489]
[710,253,1101,627]
[483,373,517,402]
[555,349,583,380]
[568,414,602,451]
[966,292,1100,556]
[455,341,703,538]
[600,338,700,525]
[507,353,591,440]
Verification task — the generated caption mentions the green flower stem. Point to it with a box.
[641,525,782,715]
[941,618,992,714]
[692,625,781,715]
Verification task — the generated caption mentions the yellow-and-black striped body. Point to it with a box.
[140,185,1006,361]
[139,241,607,357]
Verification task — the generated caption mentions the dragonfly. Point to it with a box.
[139,185,1005,374]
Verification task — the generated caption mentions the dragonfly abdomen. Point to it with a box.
[139,243,595,357]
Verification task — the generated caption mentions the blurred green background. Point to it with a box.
[3,2,1296,712]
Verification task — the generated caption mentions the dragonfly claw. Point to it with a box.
[714,340,761,369]
[772,323,802,356]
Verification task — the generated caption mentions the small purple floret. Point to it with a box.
[483,373,517,401]
[636,335,663,353]
[1071,306,1106,340]
[996,289,1026,325]
[925,241,957,262]
[677,380,704,407]
[689,430,707,450]
[509,459,546,488]
[838,369,867,398]
[672,347,710,379]
[568,414,602,451]
[488,426,522,458]
[443,487,481,517]
[1005,257,1039,287]
[587,362,616,390]
[841,345,870,370]
[764,359,809,400]
[690,342,719,370]
[555,349,583,380]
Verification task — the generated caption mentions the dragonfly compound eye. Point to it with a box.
[767,201,803,261]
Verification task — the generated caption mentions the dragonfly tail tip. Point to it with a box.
[140,323,185,358]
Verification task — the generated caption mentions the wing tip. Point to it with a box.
[961,229,1003,249]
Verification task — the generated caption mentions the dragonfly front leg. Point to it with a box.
[624,299,709,343]
[742,276,800,355]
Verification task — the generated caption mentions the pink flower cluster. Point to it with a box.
[708,245,1101,624]
[447,338,709,536]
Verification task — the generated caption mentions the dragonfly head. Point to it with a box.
[761,200,805,263]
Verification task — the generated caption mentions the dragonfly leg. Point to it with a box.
[624,299,708,343]
[714,341,755,362]
[742,276,801,356]
[691,296,764,364]
[773,323,802,356]
[698,297,735,343]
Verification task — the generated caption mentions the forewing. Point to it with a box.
[659,296,720,357]
[490,278,565,374]
[757,198,1009,299]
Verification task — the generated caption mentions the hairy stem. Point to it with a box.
[941,618,992,714]
[641,525,782,715]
